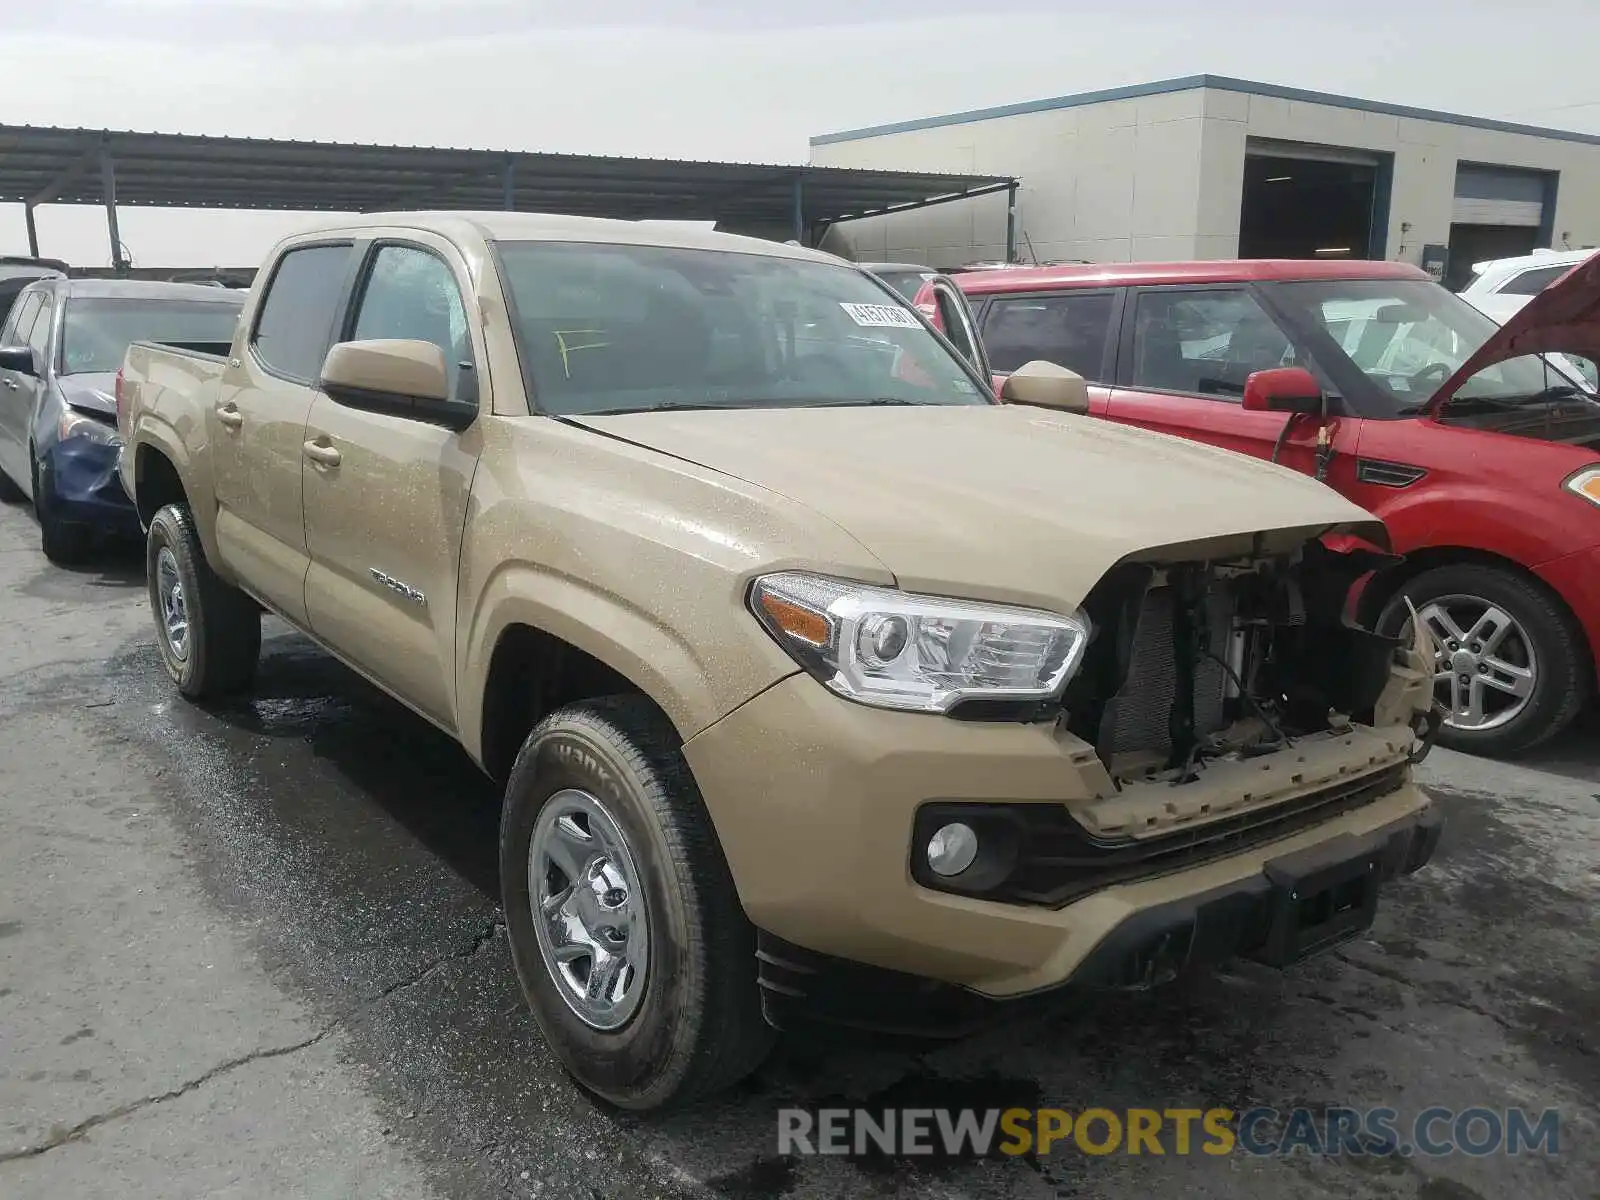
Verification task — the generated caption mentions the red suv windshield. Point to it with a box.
[1266,278,1592,417]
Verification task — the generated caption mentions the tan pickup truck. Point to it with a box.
[117,212,1442,1110]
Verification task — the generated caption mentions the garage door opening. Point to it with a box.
[1239,142,1385,260]
[1442,164,1556,291]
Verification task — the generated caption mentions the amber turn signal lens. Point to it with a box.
[758,593,830,646]
[1567,469,1600,506]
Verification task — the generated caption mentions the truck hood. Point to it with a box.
[573,404,1385,609]
[1429,251,1600,417]
[57,372,118,418]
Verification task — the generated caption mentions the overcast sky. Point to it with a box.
[5,0,1597,267]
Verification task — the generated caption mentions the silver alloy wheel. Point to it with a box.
[156,546,190,663]
[528,787,650,1031]
[1407,594,1537,732]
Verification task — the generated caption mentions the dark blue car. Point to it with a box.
[0,278,243,563]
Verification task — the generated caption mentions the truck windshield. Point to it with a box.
[492,241,990,416]
[1266,278,1593,417]
[60,297,243,376]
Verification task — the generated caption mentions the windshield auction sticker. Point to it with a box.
[840,302,922,329]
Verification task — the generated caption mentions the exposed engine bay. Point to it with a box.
[1059,536,1437,789]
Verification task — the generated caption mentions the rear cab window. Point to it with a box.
[980,291,1118,380]
[250,243,355,382]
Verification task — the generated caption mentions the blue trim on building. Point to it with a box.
[810,74,1600,149]
[1368,152,1395,260]
[1539,171,1561,249]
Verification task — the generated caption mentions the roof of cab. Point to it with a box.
[292,210,843,265]
[952,258,1434,294]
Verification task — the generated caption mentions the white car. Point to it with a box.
[1460,248,1598,388]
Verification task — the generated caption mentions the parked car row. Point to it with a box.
[0,276,244,562]
[900,254,1600,758]
[114,211,1442,1111]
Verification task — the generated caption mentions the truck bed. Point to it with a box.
[116,340,232,471]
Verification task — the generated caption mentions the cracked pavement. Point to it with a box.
[0,499,1597,1200]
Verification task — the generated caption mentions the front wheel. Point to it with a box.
[146,503,261,699]
[1377,563,1589,757]
[499,695,772,1110]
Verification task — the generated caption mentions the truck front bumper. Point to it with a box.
[682,673,1439,1027]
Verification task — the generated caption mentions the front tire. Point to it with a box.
[146,503,261,699]
[500,695,772,1110]
[1378,563,1589,757]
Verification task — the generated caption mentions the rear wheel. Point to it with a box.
[33,453,91,565]
[146,503,261,699]
[499,695,772,1110]
[1377,563,1589,757]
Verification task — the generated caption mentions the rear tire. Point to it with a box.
[1377,563,1588,757]
[34,455,91,565]
[146,502,261,699]
[500,694,773,1110]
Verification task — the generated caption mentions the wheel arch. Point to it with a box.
[1359,544,1596,689]
[131,430,225,571]
[477,622,656,787]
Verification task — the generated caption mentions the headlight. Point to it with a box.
[58,409,119,446]
[1565,465,1600,507]
[749,571,1091,714]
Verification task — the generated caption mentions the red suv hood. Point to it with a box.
[1429,251,1600,416]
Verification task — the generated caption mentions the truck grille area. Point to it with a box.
[1096,583,1233,760]
[909,763,1407,908]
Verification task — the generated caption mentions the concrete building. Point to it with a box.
[810,75,1600,288]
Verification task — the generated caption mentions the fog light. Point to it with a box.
[926,822,979,877]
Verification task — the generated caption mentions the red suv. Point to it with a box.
[921,257,1600,757]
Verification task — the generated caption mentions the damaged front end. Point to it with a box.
[1059,534,1442,787]
[910,530,1442,911]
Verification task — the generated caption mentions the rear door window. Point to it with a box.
[1126,289,1299,400]
[1500,264,1569,296]
[981,292,1116,379]
[250,244,354,383]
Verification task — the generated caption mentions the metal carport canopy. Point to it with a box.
[0,123,1016,264]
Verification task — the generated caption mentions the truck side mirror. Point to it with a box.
[998,360,1090,414]
[0,345,38,377]
[1243,366,1322,414]
[319,339,476,431]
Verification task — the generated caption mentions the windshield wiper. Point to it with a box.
[582,401,746,415]
[785,396,925,408]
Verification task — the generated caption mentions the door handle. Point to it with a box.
[2,379,16,390]
[302,440,342,468]
[215,402,243,429]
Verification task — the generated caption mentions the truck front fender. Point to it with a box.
[456,561,792,764]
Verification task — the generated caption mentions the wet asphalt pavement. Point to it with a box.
[0,498,1597,1200]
